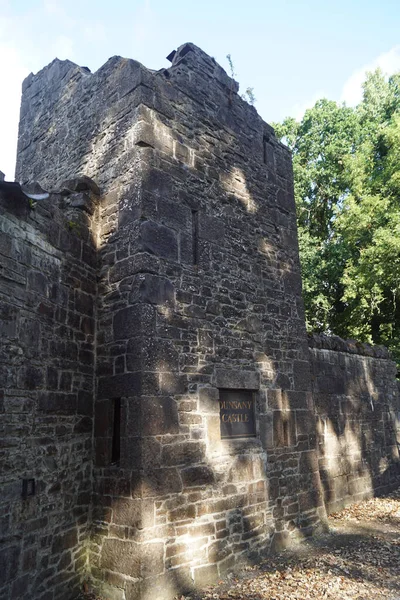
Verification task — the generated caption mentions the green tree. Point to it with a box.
[273,69,400,364]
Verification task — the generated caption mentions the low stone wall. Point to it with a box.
[0,182,98,600]
[309,334,400,514]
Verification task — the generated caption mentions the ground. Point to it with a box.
[78,488,400,600]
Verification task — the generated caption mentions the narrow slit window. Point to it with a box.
[283,419,289,446]
[111,398,121,464]
[263,135,268,164]
[192,209,199,265]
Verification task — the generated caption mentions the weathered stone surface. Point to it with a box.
[214,369,260,390]
[139,220,178,261]
[130,274,175,306]
[2,39,398,600]
[310,346,400,513]
[101,539,140,577]
[181,465,216,487]
[112,499,154,529]
[0,185,96,600]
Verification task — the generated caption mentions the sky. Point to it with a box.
[0,0,399,180]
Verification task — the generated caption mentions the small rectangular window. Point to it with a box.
[22,478,35,498]
[111,398,121,464]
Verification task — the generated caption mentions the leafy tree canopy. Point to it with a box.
[273,69,400,365]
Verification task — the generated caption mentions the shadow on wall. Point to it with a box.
[0,179,100,600]
[309,334,400,515]
[12,43,325,600]
[89,52,325,598]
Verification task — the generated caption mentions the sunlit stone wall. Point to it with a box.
[15,43,326,600]
[309,334,400,514]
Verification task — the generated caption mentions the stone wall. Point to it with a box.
[0,182,99,600]
[5,41,400,600]
[13,43,326,600]
[90,45,325,600]
[309,334,400,514]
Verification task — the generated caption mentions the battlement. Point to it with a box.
[16,43,278,190]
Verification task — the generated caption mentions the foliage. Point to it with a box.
[226,54,256,106]
[273,69,400,364]
[226,54,236,80]
[242,87,256,106]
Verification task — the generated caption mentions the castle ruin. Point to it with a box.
[1,43,399,600]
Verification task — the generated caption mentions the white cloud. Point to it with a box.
[290,90,326,122]
[341,46,400,106]
[0,41,29,180]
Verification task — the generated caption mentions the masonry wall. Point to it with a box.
[15,43,325,600]
[89,47,326,600]
[309,334,400,514]
[0,185,98,600]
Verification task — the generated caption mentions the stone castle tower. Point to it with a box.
[2,43,327,600]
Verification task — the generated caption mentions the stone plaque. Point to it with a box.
[219,389,256,439]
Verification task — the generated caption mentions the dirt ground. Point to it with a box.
[78,488,400,600]
[186,488,400,600]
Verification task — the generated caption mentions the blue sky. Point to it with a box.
[1,0,399,180]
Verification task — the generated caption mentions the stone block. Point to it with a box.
[11,574,29,598]
[139,220,178,261]
[98,374,141,400]
[273,410,295,447]
[161,442,205,466]
[198,386,219,413]
[0,301,18,338]
[109,253,160,283]
[158,199,192,231]
[0,545,20,584]
[139,467,183,497]
[143,167,173,197]
[17,365,44,390]
[130,274,175,306]
[266,388,284,410]
[112,498,154,529]
[214,369,259,390]
[283,390,308,410]
[51,529,78,554]
[38,392,77,413]
[101,539,140,577]
[259,412,274,450]
[132,568,194,600]
[227,455,255,482]
[168,504,196,522]
[94,400,111,437]
[78,390,93,415]
[293,360,311,391]
[299,450,319,474]
[113,305,155,341]
[74,416,92,433]
[206,415,221,451]
[181,466,215,487]
[192,564,218,587]
[141,396,180,436]
[159,373,186,395]
[199,214,225,244]
[140,337,179,372]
